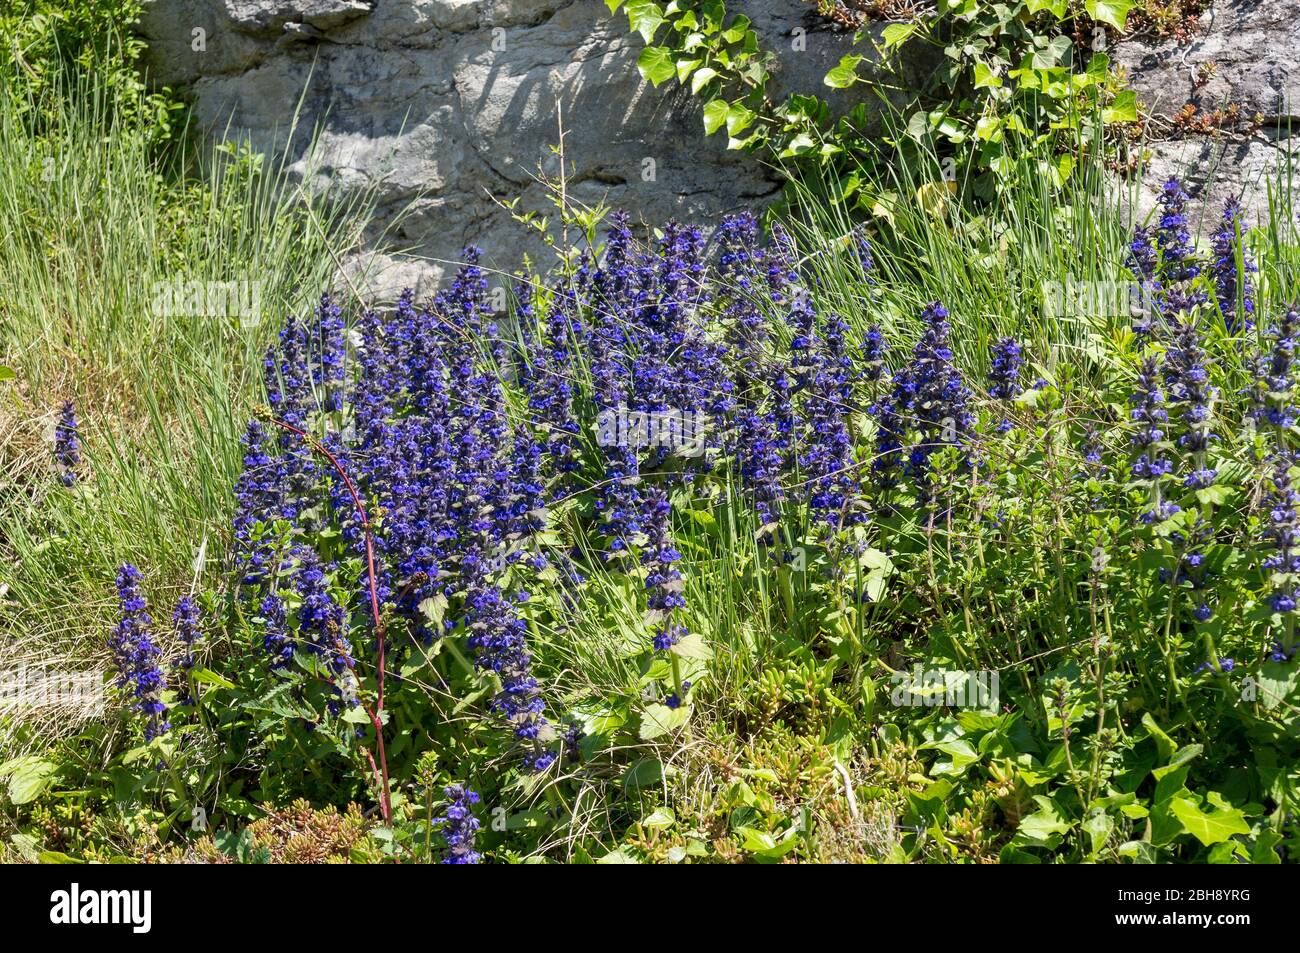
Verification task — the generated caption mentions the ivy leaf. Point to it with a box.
[880,22,919,48]
[625,0,666,42]
[0,366,15,382]
[725,102,755,136]
[824,54,863,89]
[702,98,729,135]
[637,46,676,87]
[1168,795,1250,846]
[972,61,1002,88]
[690,65,719,94]
[1085,0,1134,30]
[1026,0,1067,14]
[604,0,625,12]
[1102,89,1138,123]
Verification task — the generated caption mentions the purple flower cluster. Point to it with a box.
[988,337,1024,432]
[438,784,482,864]
[54,400,80,487]
[1163,320,1217,489]
[171,595,202,705]
[873,302,975,493]
[1247,307,1300,435]
[109,564,169,740]
[1210,198,1257,330]
[1129,356,1178,524]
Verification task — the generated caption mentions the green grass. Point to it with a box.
[0,62,382,754]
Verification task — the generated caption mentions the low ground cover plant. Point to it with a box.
[9,169,1299,863]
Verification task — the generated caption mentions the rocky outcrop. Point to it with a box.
[1113,1,1300,228]
[138,0,1300,295]
[139,0,875,296]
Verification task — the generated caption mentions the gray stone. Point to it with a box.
[139,0,875,298]
[137,0,1300,298]
[1112,0,1300,228]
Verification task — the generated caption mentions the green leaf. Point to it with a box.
[1085,0,1134,30]
[972,61,1002,88]
[1016,796,1074,845]
[1082,810,1114,856]
[1102,89,1138,124]
[418,592,448,629]
[824,54,863,89]
[1168,795,1250,847]
[690,65,719,94]
[637,46,676,87]
[0,366,15,382]
[702,98,729,135]
[597,848,641,863]
[626,0,666,42]
[639,703,690,739]
[725,102,755,136]
[622,757,670,791]
[1026,0,1067,14]
[671,631,713,660]
[881,22,919,48]
[190,667,234,690]
[5,757,57,805]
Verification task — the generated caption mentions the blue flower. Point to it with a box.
[872,302,975,493]
[1210,197,1257,330]
[171,595,202,705]
[109,564,169,740]
[54,400,81,486]
[438,784,482,864]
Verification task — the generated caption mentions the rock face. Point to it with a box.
[138,0,1300,295]
[139,0,871,296]
[1112,0,1300,230]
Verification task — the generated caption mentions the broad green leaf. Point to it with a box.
[639,702,690,739]
[973,61,1002,88]
[881,22,919,48]
[671,631,713,660]
[597,848,640,863]
[1103,89,1138,123]
[6,757,57,805]
[418,592,449,629]
[1081,810,1113,856]
[0,366,15,382]
[725,102,755,136]
[690,65,719,94]
[824,55,864,89]
[1168,795,1250,847]
[637,46,676,87]
[1016,797,1074,844]
[1027,0,1067,14]
[1086,0,1134,30]
[626,0,666,41]
[622,757,669,791]
[702,98,729,135]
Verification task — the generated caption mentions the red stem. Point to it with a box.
[265,414,392,825]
